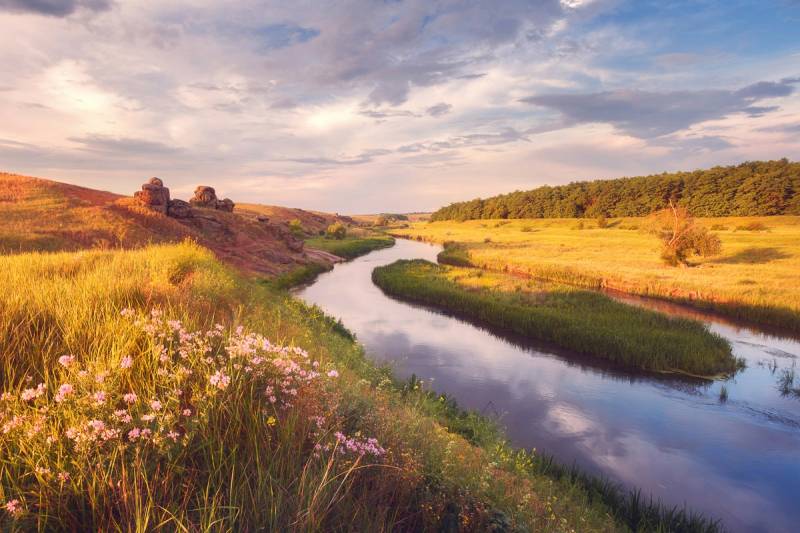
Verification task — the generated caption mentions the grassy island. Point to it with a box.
[373,259,738,377]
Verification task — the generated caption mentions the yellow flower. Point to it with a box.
[266,416,276,426]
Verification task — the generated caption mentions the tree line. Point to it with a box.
[430,159,800,221]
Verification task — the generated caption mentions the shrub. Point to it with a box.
[646,202,722,266]
[596,215,608,229]
[326,222,347,240]
[710,224,728,231]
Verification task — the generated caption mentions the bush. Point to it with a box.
[646,203,722,266]
[596,215,608,228]
[326,222,347,240]
[288,219,305,237]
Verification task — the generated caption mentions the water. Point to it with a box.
[297,239,800,532]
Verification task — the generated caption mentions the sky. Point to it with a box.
[0,0,799,213]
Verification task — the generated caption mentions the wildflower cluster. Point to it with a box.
[0,308,386,521]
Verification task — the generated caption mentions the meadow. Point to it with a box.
[0,241,644,531]
[372,260,737,377]
[392,216,800,334]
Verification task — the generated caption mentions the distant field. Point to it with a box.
[393,216,800,333]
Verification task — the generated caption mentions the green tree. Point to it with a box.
[326,222,347,240]
[646,202,722,266]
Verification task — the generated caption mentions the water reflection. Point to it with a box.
[297,239,800,533]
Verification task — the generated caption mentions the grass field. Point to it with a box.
[392,216,800,334]
[0,241,657,531]
[373,260,737,377]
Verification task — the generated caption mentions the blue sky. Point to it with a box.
[0,0,798,213]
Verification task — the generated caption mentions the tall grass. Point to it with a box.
[0,242,628,531]
[372,260,739,377]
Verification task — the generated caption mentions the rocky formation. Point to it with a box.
[133,177,170,214]
[133,179,235,218]
[190,186,235,212]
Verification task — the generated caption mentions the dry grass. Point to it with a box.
[393,216,800,333]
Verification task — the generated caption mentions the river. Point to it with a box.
[296,239,800,533]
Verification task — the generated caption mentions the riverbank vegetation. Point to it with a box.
[305,234,395,260]
[4,241,669,531]
[373,259,737,377]
[431,159,800,221]
[393,216,800,334]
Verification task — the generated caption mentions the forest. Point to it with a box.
[430,160,800,221]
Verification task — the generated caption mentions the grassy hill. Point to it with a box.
[0,172,353,275]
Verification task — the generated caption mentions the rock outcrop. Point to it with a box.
[133,179,235,218]
[167,199,192,219]
[133,177,170,214]
[190,186,235,212]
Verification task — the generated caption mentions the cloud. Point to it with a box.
[521,78,800,138]
[68,135,183,156]
[426,102,453,117]
[0,0,111,17]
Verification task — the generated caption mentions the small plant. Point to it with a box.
[288,218,305,237]
[596,215,608,229]
[483,237,492,243]
[710,224,728,231]
[718,385,728,403]
[326,221,347,240]
[520,225,533,232]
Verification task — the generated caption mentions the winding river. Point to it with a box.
[297,239,800,533]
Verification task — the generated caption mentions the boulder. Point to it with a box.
[167,199,192,219]
[133,178,170,214]
[217,198,235,212]
[190,186,218,208]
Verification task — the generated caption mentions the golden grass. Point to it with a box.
[0,241,620,531]
[393,216,800,332]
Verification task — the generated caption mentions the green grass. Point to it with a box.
[372,259,738,377]
[267,262,333,290]
[305,235,395,259]
[394,216,800,334]
[0,241,637,531]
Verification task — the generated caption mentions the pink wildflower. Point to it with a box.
[21,383,45,401]
[327,370,339,378]
[123,393,137,404]
[58,355,75,367]
[58,472,70,483]
[127,427,141,441]
[209,370,230,390]
[54,383,74,403]
[150,400,163,411]
[120,356,133,369]
[92,391,107,405]
[182,409,192,416]
[4,499,22,519]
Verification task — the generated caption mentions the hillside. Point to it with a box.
[0,172,349,275]
[431,159,800,221]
